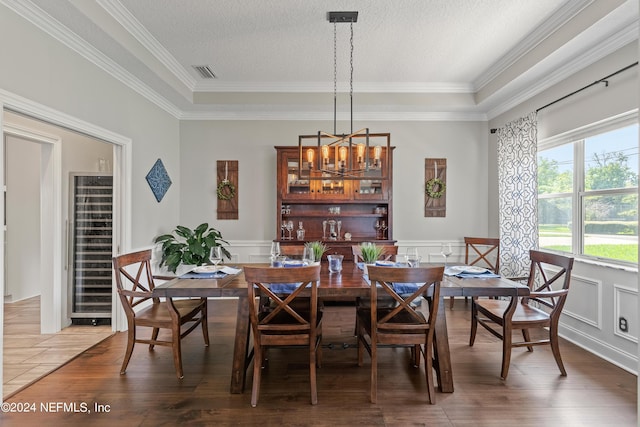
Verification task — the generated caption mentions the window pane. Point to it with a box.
[585,125,639,191]
[538,144,573,194]
[538,197,572,253]
[583,193,638,263]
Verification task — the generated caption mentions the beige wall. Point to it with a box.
[178,119,490,244]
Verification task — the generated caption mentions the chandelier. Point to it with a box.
[298,11,390,179]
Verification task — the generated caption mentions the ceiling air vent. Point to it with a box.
[192,65,216,79]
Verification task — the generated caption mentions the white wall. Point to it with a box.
[489,42,639,374]
[0,4,182,249]
[5,134,40,301]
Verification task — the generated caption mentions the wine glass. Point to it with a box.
[286,220,294,240]
[209,246,223,271]
[280,222,287,240]
[440,243,453,268]
[374,220,381,239]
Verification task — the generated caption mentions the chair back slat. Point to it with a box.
[464,237,500,273]
[112,250,157,312]
[367,266,443,335]
[244,265,321,331]
[526,249,574,311]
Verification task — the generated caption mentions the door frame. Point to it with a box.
[0,89,132,336]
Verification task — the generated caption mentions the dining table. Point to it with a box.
[152,262,529,394]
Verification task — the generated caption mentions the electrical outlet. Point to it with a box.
[619,317,628,333]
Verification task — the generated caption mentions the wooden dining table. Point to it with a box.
[152,262,529,394]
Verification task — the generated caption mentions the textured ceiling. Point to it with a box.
[11,0,639,119]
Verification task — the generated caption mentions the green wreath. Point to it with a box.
[217,181,236,200]
[425,178,446,198]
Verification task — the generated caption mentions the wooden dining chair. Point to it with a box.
[449,237,500,309]
[112,249,209,379]
[244,265,322,407]
[469,249,574,379]
[356,265,443,404]
[351,245,399,264]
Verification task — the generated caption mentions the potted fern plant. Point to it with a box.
[154,223,230,273]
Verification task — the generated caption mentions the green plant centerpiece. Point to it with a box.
[154,223,230,273]
[359,243,384,264]
[304,241,329,263]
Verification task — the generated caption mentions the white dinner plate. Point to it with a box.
[375,260,395,266]
[461,266,488,274]
[192,265,219,274]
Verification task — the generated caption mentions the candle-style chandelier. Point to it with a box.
[298,11,390,179]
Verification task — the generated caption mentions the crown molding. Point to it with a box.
[96,0,197,91]
[178,109,486,121]
[485,20,639,120]
[474,0,594,91]
[194,81,474,94]
[2,0,182,118]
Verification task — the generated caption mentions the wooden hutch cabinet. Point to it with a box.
[275,132,394,261]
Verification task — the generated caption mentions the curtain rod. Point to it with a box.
[489,61,639,134]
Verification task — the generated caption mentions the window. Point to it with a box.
[538,118,638,265]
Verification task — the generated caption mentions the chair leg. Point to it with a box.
[469,301,478,346]
[412,344,421,368]
[500,324,513,380]
[449,296,455,309]
[370,343,378,404]
[149,327,160,350]
[201,299,210,346]
[120,326,136,375]
[522,328,533,352]
[171,325,184,379]
[309,341,318,405]
[424,341,435,404]
[251,345,263,407]
[549,323,567,376]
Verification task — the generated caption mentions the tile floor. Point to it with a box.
[3,296,113,398]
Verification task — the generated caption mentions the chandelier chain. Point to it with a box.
[350,21,354,134]
[333,21,337,135]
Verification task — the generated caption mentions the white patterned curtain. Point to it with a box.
[497,112,539,277]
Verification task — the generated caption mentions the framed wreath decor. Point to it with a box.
[217,181,236,200]
[425,177,446,199]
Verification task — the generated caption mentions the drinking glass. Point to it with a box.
[405,247,419,266]
[209,246,223,270]
[302,246,315,265]
[286,220,294,240]
[270,241,281,264]
[440,243,453,268]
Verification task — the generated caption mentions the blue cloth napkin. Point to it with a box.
[267,282,306,293]
[362,275,420,295]
[444,266,500,279]
[179,271,228,279]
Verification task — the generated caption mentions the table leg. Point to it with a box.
[230,295,250,394]
[433,294,454,392]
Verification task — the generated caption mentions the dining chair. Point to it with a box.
[112,249,209,379]
[351,245,399,264]
[449,237,500,309]
[244,265,322,407]
[356,265,443,404]
[469,249,574,379]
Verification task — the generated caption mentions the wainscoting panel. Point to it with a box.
[562,273,602,329]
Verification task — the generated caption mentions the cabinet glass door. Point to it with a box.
[283,152,312,198]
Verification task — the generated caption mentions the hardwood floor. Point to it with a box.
[3,296,113,397]
[1,298,636,426]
